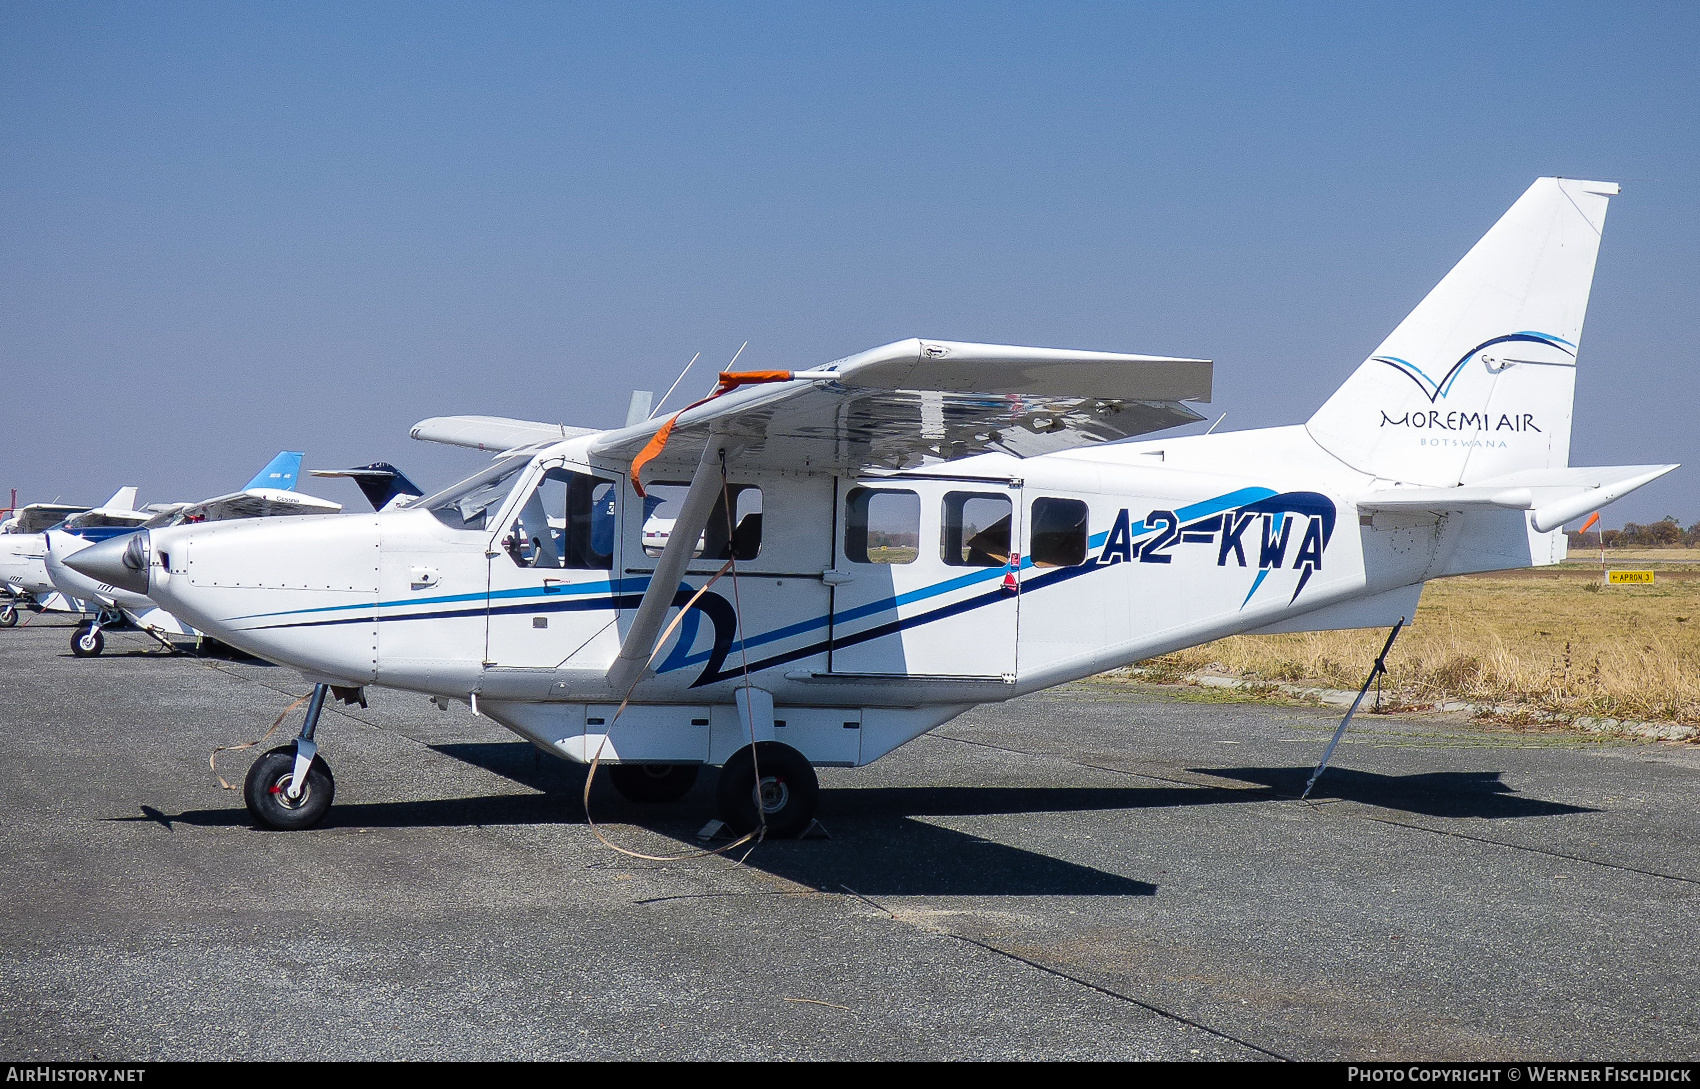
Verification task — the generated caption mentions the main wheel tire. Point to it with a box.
[71,623,104,657]
[607,763,700,804]
[0,604,17,627]
[715,742,818,839]
[243,745,336,831]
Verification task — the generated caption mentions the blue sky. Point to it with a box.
[2,1,1696,523]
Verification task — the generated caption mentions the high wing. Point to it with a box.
[4,503,93,534]
[589,338,1213,478]
[164,488,343,524]
[411,415,601,453]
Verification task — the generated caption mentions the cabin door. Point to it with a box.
[484,464,623,670]
[827,477,1021,679]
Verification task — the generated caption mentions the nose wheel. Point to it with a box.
[71,621,104,657]
[243,683,336,830]
[0,603,17,627]
[244,746,336,830]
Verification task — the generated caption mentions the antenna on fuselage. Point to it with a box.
[1205,413,1228,435]
[647,352,701,420]
[625,390,654,427]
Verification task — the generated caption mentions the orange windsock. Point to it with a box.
[1579,512,1600,534]
[629,370,798,497]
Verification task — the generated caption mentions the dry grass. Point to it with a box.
[1138,564,1700,725]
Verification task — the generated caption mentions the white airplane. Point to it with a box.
[71,178,1676,838]
[47,452,342,656]
[0,488,148,624]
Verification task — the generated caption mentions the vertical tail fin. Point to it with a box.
[244,451,304,491]
[1307,178,1617,486]
[101,487,139,511]
[307,463,425,511]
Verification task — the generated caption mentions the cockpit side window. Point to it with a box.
[421,456,531,531]
[500,467,616,570]
[941,491,1013,567]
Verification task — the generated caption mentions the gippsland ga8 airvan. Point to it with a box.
[68,178,1677,838]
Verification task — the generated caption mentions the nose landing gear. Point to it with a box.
[243,683,337,830]
[71,620,105,657]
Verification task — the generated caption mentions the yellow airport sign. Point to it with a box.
[1607,570,1655,585]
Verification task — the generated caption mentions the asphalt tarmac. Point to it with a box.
[2,620,1697,1061]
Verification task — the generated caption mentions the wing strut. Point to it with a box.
[606,437,733,692]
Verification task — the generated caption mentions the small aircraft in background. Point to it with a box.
[0,488,150,625]
[41,455,428,654]
[307,462,424,512]
[73,178,1676,838]
[46,452,342,655]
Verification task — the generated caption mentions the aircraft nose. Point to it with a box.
[64,531,151,595]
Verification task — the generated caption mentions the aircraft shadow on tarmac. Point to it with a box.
[110,747,1593,893]
[1197,766,1598,819]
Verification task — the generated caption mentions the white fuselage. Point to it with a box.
[45,528,197,635]
[0,532,56,598]
[140,424,1556,770]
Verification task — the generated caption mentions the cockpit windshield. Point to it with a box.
[418,456,531,531]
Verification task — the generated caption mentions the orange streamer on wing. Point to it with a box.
[629,370,798,497]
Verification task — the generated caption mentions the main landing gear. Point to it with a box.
[601,741,821,840]
[715,742,819,839]
[607,763,700,804]
[244,683,337,830]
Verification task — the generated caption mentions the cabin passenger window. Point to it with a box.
[1029,498,1089,567]
[640,483,762,561]
[942,492,1013,567]
[845,488,920,564]
[501,467,616,570]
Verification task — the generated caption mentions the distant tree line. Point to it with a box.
[1565,517,1700,549]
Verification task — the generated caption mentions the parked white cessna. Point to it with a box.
[49,452,341,655]
[0,488,147,624]
[71,178,1676,837]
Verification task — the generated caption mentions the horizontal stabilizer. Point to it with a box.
[410,416,599,453]
[1355,464,1678,530]
[1358,486,1536,513]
